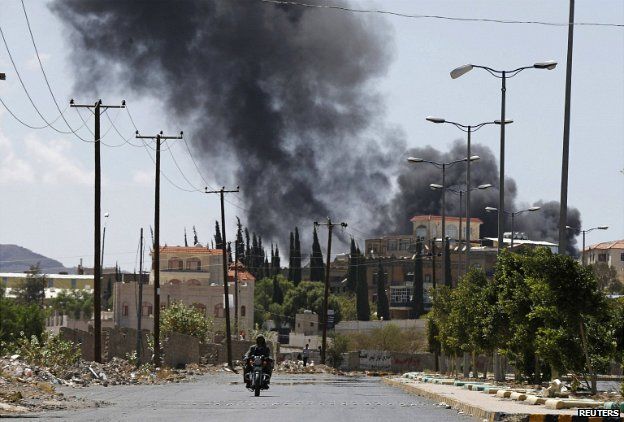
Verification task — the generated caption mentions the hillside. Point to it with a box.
[0,244,71,273]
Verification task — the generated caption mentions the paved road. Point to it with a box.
[22,373,473,421]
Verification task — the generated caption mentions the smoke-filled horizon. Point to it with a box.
[52,0,580,255]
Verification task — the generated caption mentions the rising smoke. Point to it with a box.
[52,0,579,254]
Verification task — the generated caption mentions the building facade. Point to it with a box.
[113,245,254,335]
[586,240,624,284]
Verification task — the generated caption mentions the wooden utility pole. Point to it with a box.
[136,131,183,367]
[234,239,239,336]
[136,228,144,367]
[70,99,125,363]
[206,186,240,369]
[314,218,347,365]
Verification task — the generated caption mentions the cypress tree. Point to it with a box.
[273,244,281,276]
[444,237,452,287]
[244,228,251,267]
[263,256,270,279]
[376,261,390,320]
[411,238,424,318]
[214,221,223,250]
[346,238,357,293]
[355,247,370,321]
[293,227,302,285]
[227,242,233,263]
[288,231,294,281]
[184,227,188,247]
[272,276,284,305]
[310,226,324,282]
[251,233,259,276]
[193,226,199,246]
[235,218,244,263]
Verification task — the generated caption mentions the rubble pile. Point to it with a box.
[275,360,340,374]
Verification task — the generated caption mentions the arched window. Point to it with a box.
[415,225,427,239]
[192,303,206,316]
[446,225,458,241]
[168,258,183,270]
[240,305,246,317]
[187,279,201,286]
[214,303,224,318]
[142,301,153,316]
[169,279,182,286]
[186,258,201,271]
[122,302,129,317]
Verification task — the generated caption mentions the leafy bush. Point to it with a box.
[13,331,80,372]
[160,301,213,343]
[327,333,349,368]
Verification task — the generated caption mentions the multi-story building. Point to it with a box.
[113,245,255,335]
[586,239,624,284]
[0,272,94,300]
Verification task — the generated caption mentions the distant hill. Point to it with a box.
[0,244,72,274]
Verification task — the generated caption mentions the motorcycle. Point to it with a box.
[244,355,272,396]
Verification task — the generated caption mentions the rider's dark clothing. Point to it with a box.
[243,345,272,385]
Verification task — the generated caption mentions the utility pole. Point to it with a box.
[314,218,347,365]
[206,186,240,370]
[558,0,575,256]
[70,99,125,363]
[430,238,437,289]
[234,239,239,336]
[136,228,144,368]
[0,72,5,80]
[136,130,183,367]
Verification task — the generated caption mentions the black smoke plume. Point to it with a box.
[52,1,580,254]
[51,0,400,244]
[385,140,581,254]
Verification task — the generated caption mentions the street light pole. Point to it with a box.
[565,225,608,265]
[485,206,541,249]
[426,117,505,272]
[450,61,556,256]
[411,155,480,286]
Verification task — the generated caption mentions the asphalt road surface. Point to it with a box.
[22,373,474,421]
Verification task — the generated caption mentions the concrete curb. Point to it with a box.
[382,378,622,422]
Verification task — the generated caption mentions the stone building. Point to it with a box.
[113,245,255,335]
[586,239,624,284]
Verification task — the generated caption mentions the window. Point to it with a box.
[598,253,608,262]
[425,274,431,283]
[240,306,246,317]
[169,279,181,286]
[168,258,183,270]
[71,279,77,289]
[446,225,458,240]
[391,287,411,304]
[142,302,153,316]
[122,303,129,317]
[214,303,224,318]
[187,279,201,286]
[47,279,53,288]
[310,322,314,327]
[186,258,201,271]
[620,253,624,262]
[415,225,427,239]
[387,240,398,251]
[1,277,7,286]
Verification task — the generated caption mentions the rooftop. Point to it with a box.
[159,245,223,255]
[586,239,624,251]
[0,272,94,279]
[411,215,483,224]
[484,237,558,247]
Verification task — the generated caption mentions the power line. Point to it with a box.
[259,0,624,28]
[0,96,68,130]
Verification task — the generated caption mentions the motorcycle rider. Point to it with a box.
[243,335,273,387]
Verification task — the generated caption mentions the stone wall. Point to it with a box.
[164,333,199,368]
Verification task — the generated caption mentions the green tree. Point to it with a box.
[336,294,357,321]
[375,261,390,320]
[0,297,45,351]
[346,238,358,293]
[282,281,342,324]
[310,226,324,282]
[288,231,295,281]
[293,227,302,285]
[14,265,46,306]
[590,263,622,294]
[161,302,213,343]
[50,290,94,320]
[272,244,281,276]
[254,276,294,327]
[272,276,284,305]
[214,221,223,250]
[355,247,370,321]
[235,217,245,262]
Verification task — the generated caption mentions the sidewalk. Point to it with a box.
[383,376,621,421]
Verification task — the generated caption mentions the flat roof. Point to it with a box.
[0,272,93,279]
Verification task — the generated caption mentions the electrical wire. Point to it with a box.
[259,0,624,28]
[0,96,68,130]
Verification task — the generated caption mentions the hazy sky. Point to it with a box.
[1,0,622,271]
